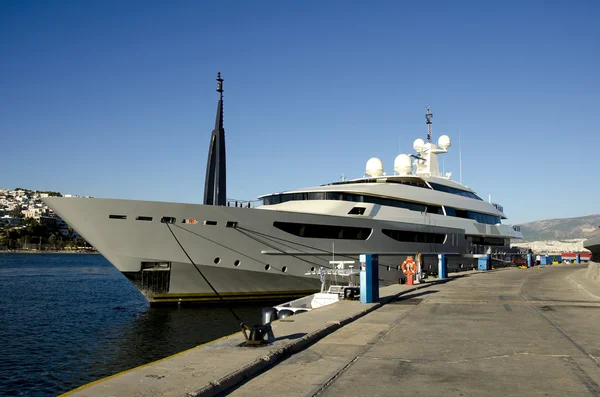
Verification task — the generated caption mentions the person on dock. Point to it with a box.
[415,252,423,284]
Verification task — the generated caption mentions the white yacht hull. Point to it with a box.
[44,197,472,304]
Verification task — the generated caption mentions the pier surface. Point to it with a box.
[63,264,600,397]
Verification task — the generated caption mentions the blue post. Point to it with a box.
[576,254,581,264]
[478,254,491,270]
[438,254,448,279]
[527,253,532,268]
[360,254,379,303]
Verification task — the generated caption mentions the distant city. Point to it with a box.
[0,188,93,251]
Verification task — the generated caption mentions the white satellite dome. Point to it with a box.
[413,138,425,152]
[365,157,384,177]
[393,154,412,175]
[438,135,451,149]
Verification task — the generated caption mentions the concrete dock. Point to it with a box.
[62,264,600,397]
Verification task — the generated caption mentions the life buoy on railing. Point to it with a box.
[401,257,417,276]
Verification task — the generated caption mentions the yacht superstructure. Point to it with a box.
[43,78,522,305]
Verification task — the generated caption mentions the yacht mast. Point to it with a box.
[203,73,227,206]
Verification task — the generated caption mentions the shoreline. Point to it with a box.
[0,250,99,255]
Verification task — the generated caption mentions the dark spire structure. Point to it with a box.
[203,72,227,206]
[425,106,433,142]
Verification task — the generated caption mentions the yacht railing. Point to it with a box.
[226,198,262,208]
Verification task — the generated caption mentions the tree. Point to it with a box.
[48,234,57,249]
[10,206,23,218]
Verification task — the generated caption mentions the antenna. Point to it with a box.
[459,130,462,185]
[216,72,224,99]
[332,242,335,263]
[425,106,433,142]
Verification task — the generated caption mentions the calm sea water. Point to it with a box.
[0,254,263,397]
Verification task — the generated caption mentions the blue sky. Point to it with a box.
[1,0,599,224]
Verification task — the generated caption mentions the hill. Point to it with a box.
[519,214,600,242]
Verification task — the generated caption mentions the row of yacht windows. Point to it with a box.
[382,229,446,244]
[262,192,500,224]
[323,178,482,200]
[273,221,446,243]
[444,208,501,225]
[469,236,508,246]
[263,192,444,215]
[428,183,483,200]
[324,178,430,189]
[273,221,371,240]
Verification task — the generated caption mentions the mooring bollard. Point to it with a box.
[360,254,379,303]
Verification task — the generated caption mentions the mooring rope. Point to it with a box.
[164,222,245,327]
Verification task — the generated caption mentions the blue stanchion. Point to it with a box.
[438,254,448,279]
[360,254,379,303]
[478,254,491,271]
[527,253,532,268]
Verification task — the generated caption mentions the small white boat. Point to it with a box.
[273,260,361,314]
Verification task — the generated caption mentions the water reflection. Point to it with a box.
[0,254,267,396]
[100,304,264,379]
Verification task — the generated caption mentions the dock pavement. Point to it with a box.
[62,264,600,397]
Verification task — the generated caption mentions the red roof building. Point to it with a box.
[561,252,592,261]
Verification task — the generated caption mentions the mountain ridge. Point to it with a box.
[519,214,600,242]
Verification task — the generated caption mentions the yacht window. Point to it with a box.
[308,192,325,200]
[273,221,371,240]
[382,229,446,244]
[444,207,501,225]
[160,217,176,224]
[293,193,305,201]
[348,207,366,215]
[469,236,507,246]
[429,182,483,200]
[426,205,443,215]
[203,220,217,226]
[109,215,127,220]
[136,216,153,221]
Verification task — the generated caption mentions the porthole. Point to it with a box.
[265,264,271,271]
[282,266,287,273]
[387,266,391,271]
[310,266,315,272]
[234,260,240,267]
[214,257,220,264]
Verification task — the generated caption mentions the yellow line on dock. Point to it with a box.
[58,331,241,396]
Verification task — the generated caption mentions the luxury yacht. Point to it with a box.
[44,75,522,305]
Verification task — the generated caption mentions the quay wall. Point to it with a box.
[587,261,600,282]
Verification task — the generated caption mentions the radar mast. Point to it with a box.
[426,106,433,142]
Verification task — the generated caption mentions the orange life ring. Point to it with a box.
[401,259,416,276]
